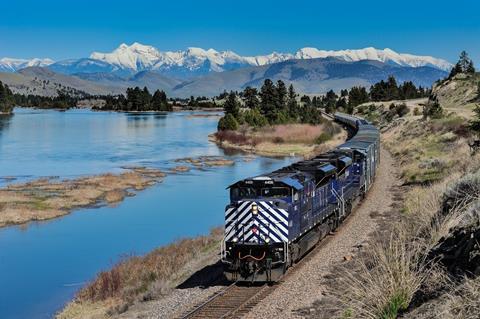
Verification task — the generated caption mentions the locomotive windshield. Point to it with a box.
[230,186,290,200]
[260,187,289,198]
[230,187,258,200]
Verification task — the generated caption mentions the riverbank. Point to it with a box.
[57,228,224,319]
[210,122,347,157]
[0,167,166,227]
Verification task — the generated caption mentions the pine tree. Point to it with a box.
[386,76,399,100]
[300,95,311,107]
[0,81,14,113]
[450,51,476,78]
[324,90,338,114]
[242,87,259,109]
[151,90,170,111]
[217,113,239,131]
[349,86,369,107]
[276,80,287,111]
[223,91,240,118]
[287,84,298,120]
[259,79,278,123]
[423,94,443,119]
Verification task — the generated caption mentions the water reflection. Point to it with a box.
[0,113,13,136]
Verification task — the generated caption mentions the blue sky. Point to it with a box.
[1,0,479,64]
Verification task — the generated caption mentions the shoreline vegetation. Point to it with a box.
[0,167,166,228]
[58,227,224,319]
[0,156,236,228]
[209,122,346,157]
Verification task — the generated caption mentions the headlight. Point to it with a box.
[252,204,258,215]
[265,237,270,244]
[232,237,238,243]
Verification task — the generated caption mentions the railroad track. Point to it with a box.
[178,282,270,319]
[178,231,343,319]
[177,195,365,319]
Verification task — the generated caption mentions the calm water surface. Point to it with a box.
[0,108,295,319]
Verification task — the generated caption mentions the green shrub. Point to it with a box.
[315,132,332,144]
[243,108,268,127]
[217,114,239,131]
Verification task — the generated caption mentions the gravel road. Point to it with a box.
[243,148,400,319]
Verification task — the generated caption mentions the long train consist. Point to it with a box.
[220,113,380,282]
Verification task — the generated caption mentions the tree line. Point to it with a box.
[218,79,324,131]
[13,91,79,110]
[300,76,429,114]
[97,87,172,111]
[217,76,430,131]
[0,81,15,114]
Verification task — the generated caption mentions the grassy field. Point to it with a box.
[212,122,346,157]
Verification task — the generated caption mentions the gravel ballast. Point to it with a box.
[243,148,400,319]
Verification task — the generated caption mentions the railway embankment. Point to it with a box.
[287,74,480,318]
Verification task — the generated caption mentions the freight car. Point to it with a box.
[220,113,380,282]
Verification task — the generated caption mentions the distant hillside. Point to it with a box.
[0,58,448,98]
[172,58,448,97]
[0,67,124,96]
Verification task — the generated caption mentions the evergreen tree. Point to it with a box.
[217,113,239,131]
[276,80,287,111]
[259,79,278,122]
[423,94,443,119]
[399,81,419,99]
[287,84,299,120]
[151,90,171,111]
[223,91,240,118]
[324,90,338,114]
[242,87,259,109]
[349,86,369,107]
[386,76,399,100]
[340,89,349,97]
[0,81,14,113]
[336,97,348,113]
[450,51,476,78]
[300,95,311,107]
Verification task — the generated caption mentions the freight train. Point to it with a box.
[220,113,380,282]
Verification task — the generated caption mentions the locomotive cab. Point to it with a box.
[222,175,302,281]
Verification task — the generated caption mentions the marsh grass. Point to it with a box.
[215,123,341,146]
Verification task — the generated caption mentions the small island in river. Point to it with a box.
[0,167,166,227]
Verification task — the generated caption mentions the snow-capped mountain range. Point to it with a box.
[0,42,452,78]
[0,57,54,72]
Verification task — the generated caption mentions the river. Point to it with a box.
[0,108,296,319]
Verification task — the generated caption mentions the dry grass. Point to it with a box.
[77,228,223,304]
[0,168,165,227]
[336,225,434,319]
[212,122,346,157]
[216,122,341,145]
[443,276,480,319]
[335,96,480,318]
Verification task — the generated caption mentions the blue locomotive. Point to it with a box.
[221,113,380,282]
